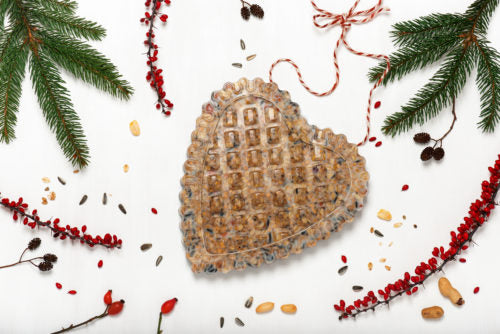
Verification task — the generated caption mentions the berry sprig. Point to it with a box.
[141,0,174,116]
[51,290,124,333]
[0,195,122,249]
[0,238,57,272]
[334,154,500,320]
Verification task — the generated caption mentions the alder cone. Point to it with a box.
[413,132,431,144]
[421,147,434,161]
[433,147,445,160]
[250,4,264,18]
[241,6,250,20]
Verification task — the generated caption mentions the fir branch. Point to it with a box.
[475,39,500,132]
[29,48,90,168]
[0,39,28,143]
[382,44,476,136]
[27,4,105,41]
[465,0,499,35]
[41,31,133,100]
[391,13,469,47]
[368,34,458,85]
[32,0,77,15]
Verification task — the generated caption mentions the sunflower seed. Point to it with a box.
[156,255,163,266]
[352,285,363,292]
[244,296,253,308]
[246,54,256,61]
[79,195,88,205]
[57,177,66,185]
[374,229,384,237]
[240,39,246,50]
[118,204,127,214]
[102,193,107,205]
[235,317,244,327]
[338,265,348,275]
[141,243,152,251]
[232,63,242,68]
[220,317,224,328]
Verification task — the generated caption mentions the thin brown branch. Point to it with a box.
[51,306,109,334]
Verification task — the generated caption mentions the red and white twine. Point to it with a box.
[269,0,391,146]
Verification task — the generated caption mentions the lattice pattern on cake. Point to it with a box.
[180,78,368,273]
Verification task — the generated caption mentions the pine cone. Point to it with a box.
[38,261,53,271]
[413,132,431,144]
[433,147,445,160]
[250,4,264,18]
[241,6,250,20]
[28,238,41,250]
[43,253,58,263]
[420,147,434,161]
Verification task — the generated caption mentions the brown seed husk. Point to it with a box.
[246,54,257,61]
[338,265,348,275]
[374,229,384,237]
[240,39,246,50]
[220,317,224,328]
[232,63,242,68]
[140,243,152,251]
[102,193,107,205]
[245,296,253,308]
[235,317,244,327]
[79,195,88,205]
[57,177,66,185]
[118,204,127,214]
[156,255,163,266]
[352,285,363,292]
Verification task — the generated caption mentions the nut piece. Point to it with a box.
[393,222,403,228]
[377,209,392,221]
[280,304,297,314]
[48,192,56,201]
[421,306,444,319]
[368,262,373,271]
[123,164,129,173]
[129,120,141,136]
[256,302,274,314]
[42,177,50,183]
[438,277,464,305]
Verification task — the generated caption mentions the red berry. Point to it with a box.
[98,260,103,268]
[473,286,480,294]
[165,111,171,116]
[374,101,381,109]
[55,282,62,289]
[369,137,376,142]
[108,300,125,315]
[161,298,178,314]
[341,255,347,263]
[402,184,409,191]
[104,290,113,305]
[160,14,168,22]
[82,225,87,233]
[151,208,158,214]
[68,290,77,295]
[375,141,382,147]
[459,258,466,263]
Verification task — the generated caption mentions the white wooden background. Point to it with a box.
[1,0,499,333]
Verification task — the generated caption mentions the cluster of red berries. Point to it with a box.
[334,154,500,320]
[104,290,125,316]
[140,0,173,116]
[0,196,122,249]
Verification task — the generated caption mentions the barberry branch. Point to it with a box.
[335,154,500,320]
[141,0,173,116]
[0,195,122,249]
[51,305,110,334]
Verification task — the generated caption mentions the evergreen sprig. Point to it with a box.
[0,0,133,168]
[368,0,500,137]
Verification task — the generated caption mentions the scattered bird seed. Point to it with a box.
[370,227,374,233]
[413,224,418,229]
[79,195,88,205]
[140,243,152,251]
[377,209,392,221]
[235,317,244,327]
[368,262,373,271]
[44,187,49,191]
[403,215,407,220]
[374,229,384,237]
[245,296,253,308]
[352,285,364,292]
[123,164,129,173]
[393,222,403,228]
[246,54,256,61]
[385,265,391,271]
[156,255,163,266]
[42,177,50,183]
[379,258,386,263]
[57,177,66,185]
[240,39,246,50]
[118,204,127,214]
[388,241,394,247]
[232,63,242,68]
[48,192,56,201]
[73,170,79,174]
[338,265,348,275]
[102,193,108,205]
[220,317,224,328]
[41,197,48,205]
